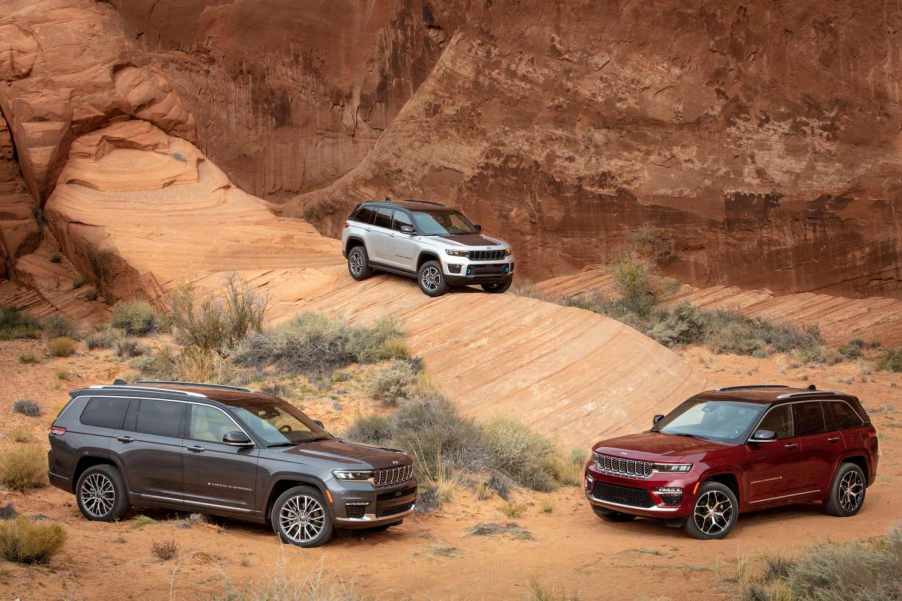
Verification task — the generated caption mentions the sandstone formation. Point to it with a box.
[538,267,902,347]
[0,110,39,279]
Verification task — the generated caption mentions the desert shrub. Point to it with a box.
[647,303,706,347]
[611,256,657,318]
[369,360,421,405]
[529,583,580,601]
[17,353,39,365]
[115,338,147,358]
[133,346,178,379]
[0,517,65,564]
[42,315,77,339]
[629,226,674,266]
[741,526,901,601]
[877,347,902,372]
[0,446,47,491]
[135,346,242,385]
[112,301,161,336]
[838,339,866,360]
[47,336,77,357]
[213,571,364,601]
[235,313,407,377]
[11,429,33,443]
[12,399,41,417]
[151,539,178,561]
[86,326,124,350]
[344,415,393,445]
[0,308,42,340]
[169,276,267,353]
[482,419,566,492]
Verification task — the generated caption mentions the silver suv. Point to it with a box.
[341,200,515,296]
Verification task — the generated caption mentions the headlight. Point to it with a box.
[445,249,468,257]
[652,463,692,473]
[332,470,374,481]
[503,248,512,256]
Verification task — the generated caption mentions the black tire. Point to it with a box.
[592,506,636,522]
[482,278,512,294]
[270,485,334,548]
[347,245,373,281]
[825,462,867,517]
[417,260,448,297]
[684,481,738,540]
[75,464,129,522]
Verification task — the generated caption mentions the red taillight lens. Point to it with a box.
[50,426,66,436]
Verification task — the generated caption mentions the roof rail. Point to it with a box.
[717,384,790,392]
[405,198,444,206]
[89,384,207,398]
[776,386,835,401]
[133,380,251,393]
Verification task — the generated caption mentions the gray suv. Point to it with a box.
[47,381,416,547]
[341,199,515,296]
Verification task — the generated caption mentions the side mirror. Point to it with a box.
[652,414,665,426]
[750,429,777,443]
[313,419,325,429]
[474,224,482,232]
[400,224,415,234]
[222,430,254,447]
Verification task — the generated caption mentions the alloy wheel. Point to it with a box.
[692,490,733,536]
[79,472,116,518]
[421,265,442,292]
[838,470,865,513]
[349,248,365,276]
[278,494,326,544]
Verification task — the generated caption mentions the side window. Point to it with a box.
[189,405,237,443]
[80,397,129,429]
[373,207,393,229]
[792,402,826,437]
[353,206,375,224]
[135,399,185,438]
[392,210,414,232]
[824,401,864,431]
[757,405,793,438]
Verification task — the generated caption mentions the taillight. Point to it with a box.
[50,426,66,436]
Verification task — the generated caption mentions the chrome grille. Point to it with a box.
[468,249,506,261]
[594,453,653,479]
[374,464,414,488]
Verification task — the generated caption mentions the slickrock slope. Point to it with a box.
[44,121,705,448]
[537,268,902,347]
[284,1,902,298]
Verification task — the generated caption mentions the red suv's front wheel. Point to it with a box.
[685,482,738,540]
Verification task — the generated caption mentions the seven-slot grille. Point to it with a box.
[374,464,414,488]
[592,482,654,508]
[468,249,506,261]
[594,452,653,479]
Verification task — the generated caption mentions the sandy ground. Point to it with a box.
[1,339,901,601]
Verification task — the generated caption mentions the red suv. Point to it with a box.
[584,385,878,539]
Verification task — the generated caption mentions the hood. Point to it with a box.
[593,431,729,461]
[437,234,504,247]
[272,438,410,469]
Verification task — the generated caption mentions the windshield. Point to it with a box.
[412,209,478,235]
[226,398,331,447]
[652,399,767,443]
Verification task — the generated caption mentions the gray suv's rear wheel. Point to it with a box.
[482,278,512,293]
[418,260,448,297]
[347,245,373,281]
[76,464,129,522]
[271,485,334,548]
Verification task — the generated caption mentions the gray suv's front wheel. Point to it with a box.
[347,245,374,281]
[271,485,334,548]
[418,260,448,297]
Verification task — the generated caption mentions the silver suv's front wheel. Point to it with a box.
[418,260,448,297]
[347,245,373,281]
[271,485,334,547]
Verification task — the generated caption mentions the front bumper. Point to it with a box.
[330,478,417,529]
[584,463,697,519]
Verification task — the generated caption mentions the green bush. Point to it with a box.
[47,336,77,357]
[344,414,393,445]
[42,315,78,339]
[647,303,706,347]
[741,526,901,601]
[12,399,41,417]
[482,419,566,492]
[838,339,866,360]
[235,313,408,377]
[86,326,124,350]
[111,301,161,336]
[17,353,39,365]
[0,446,47,491]
[878,347,902,372]
[369,360,421,405]
[0,517,66,564]
[0,308,42,340]
[611,256,657,318]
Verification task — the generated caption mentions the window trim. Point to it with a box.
[187,403,252,445]
[747,399,865,442]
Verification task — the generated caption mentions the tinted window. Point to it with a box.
[189,405,237,443]
[135,399,185,438]
[392,210,414,232]
[352,206,376,224]
[825,401,863,430]
[80,397,129,429]
[792,402,826,437]
[758,405,793,438]
[373,207,393,229]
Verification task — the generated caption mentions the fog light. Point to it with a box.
[448,264,462,274]
[585,473,594,492]
[654,487,683,506]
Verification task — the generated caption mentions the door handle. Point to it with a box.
[117,436,133,443]
[827,437,841,443]
[783,443,799,449]
[187,445,205,453]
